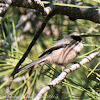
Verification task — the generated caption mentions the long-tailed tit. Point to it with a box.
[18,34,83,72]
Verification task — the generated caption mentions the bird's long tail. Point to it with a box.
[18,56,49,73]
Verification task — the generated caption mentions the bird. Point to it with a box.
[18,34,83,73]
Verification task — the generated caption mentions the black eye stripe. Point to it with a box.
[71,35,82,42]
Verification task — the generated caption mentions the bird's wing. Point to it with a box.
[39,37,72,58]
[39,34,82,58]
[39,45,63,58]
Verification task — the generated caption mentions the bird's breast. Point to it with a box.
[48,41,83,66]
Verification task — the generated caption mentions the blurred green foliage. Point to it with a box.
[0,0,100,100]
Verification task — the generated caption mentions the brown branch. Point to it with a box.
[1,0,100,23]
[33,52,100,100]
[0,0,45,15]
[44,1,100,23]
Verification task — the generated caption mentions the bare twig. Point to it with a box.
[12,10,34,46]
[6,12,54,100]
[33,52,99,100]
[15,10,35,30]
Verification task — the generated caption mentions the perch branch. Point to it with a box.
[33,52,99,100]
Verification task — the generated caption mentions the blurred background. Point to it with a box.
[0,0,100,100]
